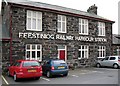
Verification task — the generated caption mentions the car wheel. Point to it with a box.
[113,64,119,69]
[96,63,101,68]
[13,73,18,82]
[47,71,51,78]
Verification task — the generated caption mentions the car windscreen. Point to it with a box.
[52,60,66,65]
[22,61,40,67]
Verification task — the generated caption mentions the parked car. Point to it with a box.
[96,56,120,69]
[42,59,69,78]
[7,60,42,81]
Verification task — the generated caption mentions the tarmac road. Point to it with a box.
[2,67,119,85]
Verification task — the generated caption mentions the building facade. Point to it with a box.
[112,34,120,56]
[2,0,114,66]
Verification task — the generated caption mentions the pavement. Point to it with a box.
[1,67,119,85]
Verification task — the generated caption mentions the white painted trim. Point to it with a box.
[26,10,42,31]
[78,45,89,59]
[25,44,42,61]
[57,45,67,61]
[79,18,88,35]
[57,15,66,33]
[98,22,105,36]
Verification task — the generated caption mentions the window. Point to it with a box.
[98,46,106,58]
[109,57,116,60]
[104,57,109,60]
[78,45,89,59]
[57,15,66,33]
[27,10,42,31]
[98,22,105,36]
[79,18,88,35]
[26,44,42,61]
[22,61,40,67]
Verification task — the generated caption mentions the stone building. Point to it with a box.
[2,0,114,66]
[112,34,120,56]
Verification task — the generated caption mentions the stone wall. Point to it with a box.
[112,45,120,55]
[2,5,113,66]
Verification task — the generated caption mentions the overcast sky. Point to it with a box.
[0,0,119,34]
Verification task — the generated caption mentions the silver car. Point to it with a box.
[96,56,120,69]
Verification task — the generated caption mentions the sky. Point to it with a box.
[0,0,119,34]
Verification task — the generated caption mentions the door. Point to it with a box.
[107,57,116,66]
[101,57,109,66]
[59,50,65,60]
[58,45,66,61]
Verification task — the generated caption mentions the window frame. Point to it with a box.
[78,45,89,59]
[98,22,105,36]
[57,15,66,33]
[26,10,42,31]
[25,44,42,61]
[79,18,88,35]
[98,46,106,58]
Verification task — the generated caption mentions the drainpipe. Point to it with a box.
[9,4,12,64]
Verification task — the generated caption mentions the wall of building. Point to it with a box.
[2,5,113,66]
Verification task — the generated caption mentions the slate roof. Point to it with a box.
[113,34,120,45]
[5,0,114,23]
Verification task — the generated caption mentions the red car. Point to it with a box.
[7,60,42,81]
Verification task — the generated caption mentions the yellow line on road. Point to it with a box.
[1,75,9,85]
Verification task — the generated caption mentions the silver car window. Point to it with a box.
[109,57,116,60]
[104,57,109,60]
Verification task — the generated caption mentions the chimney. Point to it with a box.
[87,4,97,15]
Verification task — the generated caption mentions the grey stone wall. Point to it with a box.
[112,45,120,55]
[2,41,10,62]
[2,5,113,66]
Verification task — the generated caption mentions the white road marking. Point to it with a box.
[41,77,50,81]
[80,73,86,75]
[94,68,116,71]
[97,71,104,73]
[71,75,79,77]
[92,71,98,73]
[1,75,9,85]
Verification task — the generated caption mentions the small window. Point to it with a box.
[57,15,66,33]
[79,18,88,35]
[26,44,42,61]
[104,57,109,60]
[98,22,105,36]
[109,57,116,60]
[22,61,40,67]
[27,10,42,31]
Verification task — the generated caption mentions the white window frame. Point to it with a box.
[78,45,89,59]
[27,10,42,31]
[98,46,106,58]
[79,18,88,35]
[57,15,66,33]
[26,44,42,61]
[98,22,105,36]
